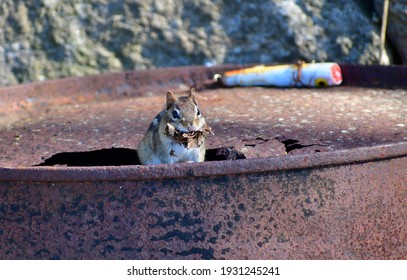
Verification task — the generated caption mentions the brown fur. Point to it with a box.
[138,89,206,164]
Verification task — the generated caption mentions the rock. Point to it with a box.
[221,0,389,64]
[374,0,407,63]
[0,0,397,86]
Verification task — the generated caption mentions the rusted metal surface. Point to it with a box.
[1,64,405,129]
[0,64,406,259]
[1,86,407,167]
[0,153,406,259]
[0,65,235,128]
[341,64,407,89]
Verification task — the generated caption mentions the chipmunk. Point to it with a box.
[138,89,212,165]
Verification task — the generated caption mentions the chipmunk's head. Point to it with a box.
[164,89,205,133]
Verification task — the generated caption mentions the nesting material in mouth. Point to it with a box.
[165,123,214,149]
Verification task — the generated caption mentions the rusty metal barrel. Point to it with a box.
[0,65,406,259]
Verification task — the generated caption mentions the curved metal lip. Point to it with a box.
[1,142,406,182]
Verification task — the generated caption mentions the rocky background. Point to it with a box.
[0,0,405,86]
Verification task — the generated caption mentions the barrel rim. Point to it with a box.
[1,142,406,182]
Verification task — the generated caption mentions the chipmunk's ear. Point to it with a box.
[188,88,198,106]
[165,91,176,110]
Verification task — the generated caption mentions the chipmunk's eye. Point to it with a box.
[172,109,180,119]
[197,109,201,116]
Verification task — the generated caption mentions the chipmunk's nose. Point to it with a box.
[187,125,195,132]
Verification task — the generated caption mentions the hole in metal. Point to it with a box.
[36,147,244,166]
[278,138,327,153]
[36,148,140,166]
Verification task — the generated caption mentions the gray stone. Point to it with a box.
[0,0,397,86]
[374,0,407,63]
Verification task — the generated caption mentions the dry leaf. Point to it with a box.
[165,123,213,148]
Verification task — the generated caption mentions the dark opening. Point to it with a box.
[279,138,327,153]
[37,148,140,166]
[36,147,244,167]
[35,137,325,166]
